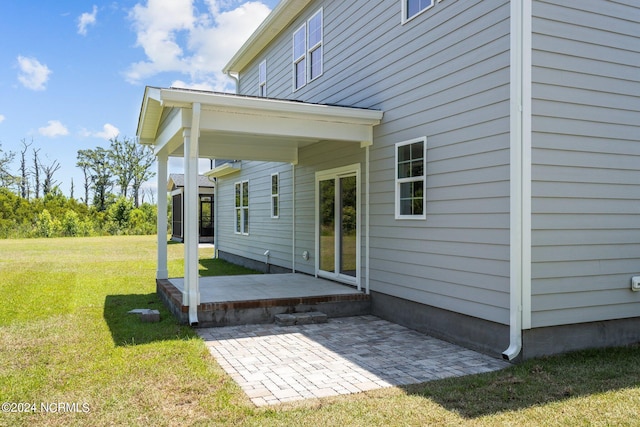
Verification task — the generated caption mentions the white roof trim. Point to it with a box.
[204,162,242,179]
[223,0,312,75]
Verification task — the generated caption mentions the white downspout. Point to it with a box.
[213,177,219,259]
[503,0,532,361]
[291,163,296,273]
[225,72,240,94]
[365,145,370,295]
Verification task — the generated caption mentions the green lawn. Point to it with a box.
[1,235,639,426]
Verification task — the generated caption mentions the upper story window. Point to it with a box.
[293,25,306,90]
[403,0,442,23]
[395,137,426,219]
[308,10,323,81]
[258,60,267,97]
[292,9,323,91]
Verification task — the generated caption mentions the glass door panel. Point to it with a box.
[339,176,357,277]
[319,179,335,273]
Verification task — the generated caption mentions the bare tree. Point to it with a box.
[19,139,31,199]
[32,148,41,198]
[41,159,61,196]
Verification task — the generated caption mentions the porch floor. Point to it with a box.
[157,273,371,327]
[169,273,362,302]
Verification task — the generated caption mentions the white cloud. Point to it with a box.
[125,0,270,91]
[78,5,98,36]
[39,120,69,138]
[17,56,52,91]
[0,114,5,124]
[80,123,120,140]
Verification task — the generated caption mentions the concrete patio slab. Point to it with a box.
[169,273,361,302]
[198,315,511,406]
[158,274,371,327]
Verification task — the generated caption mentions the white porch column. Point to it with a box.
[156,151,169,280]
[183,104,201,324]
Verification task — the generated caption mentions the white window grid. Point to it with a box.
[395,137,427,220]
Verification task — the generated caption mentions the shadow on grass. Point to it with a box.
[198,258,262,277]
[103,293,195,346]
[401,344,640,419]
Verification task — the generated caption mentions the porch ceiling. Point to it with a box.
[137,87,384,163]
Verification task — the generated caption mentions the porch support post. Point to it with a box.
[183,103,201,325]
[156,151,169,280]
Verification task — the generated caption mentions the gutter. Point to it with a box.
[504,0,532,361]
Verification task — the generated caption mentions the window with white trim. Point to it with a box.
[293,24,306,90]
[258,60,267,97]
[271,173,279,219]
[292,8,323,91]
[402,0,444,23]
[307,9,323,81]
[395,137,426,219]
[235,180,249,234]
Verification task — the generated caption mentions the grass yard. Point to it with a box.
[1,235,639,426]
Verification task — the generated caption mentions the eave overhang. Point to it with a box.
[223,0,312,75]
[136,87,384,164]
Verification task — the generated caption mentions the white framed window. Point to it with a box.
[271,173,279,219]
[402,0,443,24]
[292,8,323,91]
[293,24,306,90]
[258,60,267,97]
[307,9,323,81]
[235,180,249,234]
[395,137,426,219]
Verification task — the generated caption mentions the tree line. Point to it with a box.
[0,136,159,238]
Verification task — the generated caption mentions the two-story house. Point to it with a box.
[137,0,640,360]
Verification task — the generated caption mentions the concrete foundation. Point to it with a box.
[523,317,640,359]
[371,291,510,359]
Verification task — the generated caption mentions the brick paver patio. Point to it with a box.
[198,315,510,406]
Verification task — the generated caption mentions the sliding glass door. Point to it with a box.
[317,165,360,285]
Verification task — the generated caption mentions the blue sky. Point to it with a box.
[0,0,279,200]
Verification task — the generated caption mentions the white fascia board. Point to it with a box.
[223,0,312,74]
[198,109,376,145]
[153,108,187,157]
[159,89,383,126]
[204,162,242,179]
[137,87,163,142]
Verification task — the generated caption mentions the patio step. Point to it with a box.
[275,312,328,326]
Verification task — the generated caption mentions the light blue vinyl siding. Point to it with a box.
[530,0,640,327]
[231,0,513,325]
[216,162,294,270]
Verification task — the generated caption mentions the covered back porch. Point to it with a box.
[137,87,383,325]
